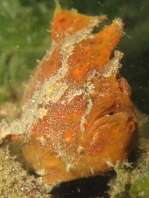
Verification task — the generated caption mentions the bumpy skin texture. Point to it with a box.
[15,4,138,186]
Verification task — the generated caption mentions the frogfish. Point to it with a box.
[0,3,138,190]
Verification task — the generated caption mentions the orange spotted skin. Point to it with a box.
[17,4,138,186]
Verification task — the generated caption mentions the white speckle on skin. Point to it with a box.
[36,169,46,176]
[90,166,94,174]
[66,163,71,173]
[77,146,84,154]
[37,136,46,146]
[106,160,114,168]
[36,107,47,119]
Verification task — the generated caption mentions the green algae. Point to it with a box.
[130,174,149,197]
[0,0,54,104]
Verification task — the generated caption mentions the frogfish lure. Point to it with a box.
[0,3,138,191]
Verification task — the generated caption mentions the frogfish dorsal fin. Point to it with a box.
[52,2,106,42]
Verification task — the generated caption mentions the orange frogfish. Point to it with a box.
[0,3,138,189]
